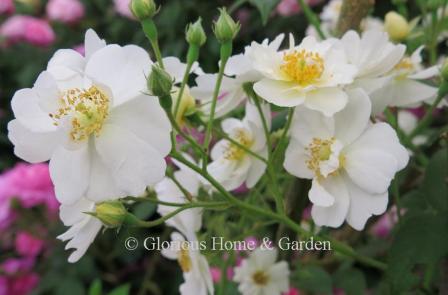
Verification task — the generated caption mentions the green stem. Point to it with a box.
[133,202,231,228]
[202,43,232,170]
[170,152,387,271]
[272,108,295,160]
[174,62,194,119]
[141,19,165,68]
[296,0,326,39]
[166,111,205,155]
[392,179,402,222]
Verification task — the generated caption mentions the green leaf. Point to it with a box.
[108,284,130,295]
[293,265,333,294]
[333,265,367,295]
[88,279,102,295]
[248,0,281,25]
[421,149,448,212]
[387,212,448,292]
[55,278,85,295]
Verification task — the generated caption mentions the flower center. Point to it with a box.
[177,245,192,273]
[252,270,269,286]
[224,129,254,161]
[306,137,344,178]
[393,57,414,77]
[281,50,325,86]
[49,86,109,142]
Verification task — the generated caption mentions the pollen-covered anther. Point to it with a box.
[224,128,254,161]
[49,86,110,142]
[177,243,192,273]
[305,137,343,178]
[252,270,269,286]
[394,57,414,72]
[281,50,325,86]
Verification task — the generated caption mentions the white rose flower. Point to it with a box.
[284,89,409,230]
[57,197,102,263]
[250,35,357,116]
[341,30,406,95]
[191,34,284,119]
[370,46,439,114]
[205,100,270,191]
[161,232,214,295]
[8,29,172,204]
[155,155,202,240]
[233,247,290,295]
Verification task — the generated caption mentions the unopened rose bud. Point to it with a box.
[130,0,158,21]
[385,11,410,41]
[186,18,207,47]
[94,201,127,228]
[213,8,240,43]
[148,65,173,109]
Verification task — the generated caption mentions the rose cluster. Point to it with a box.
[5,0,446,294]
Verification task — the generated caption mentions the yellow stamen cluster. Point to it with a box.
[224,129,254,161]
[281,50,325,86]
[252,270,269,286]
[49,86,109,142]
[394,57,414,72]
[177,244,192,273]
[305,137,343,178]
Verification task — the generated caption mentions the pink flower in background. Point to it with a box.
[370,206,401,238]
[0,15,28,43]
[23,18,55,46]
[73,44,85,56]
[283,287,301,295]
[15,232,44,257]
[0,277,7,295]
[277,0,322,16]
[46,0,85,24]
[9,273,39,295]
[0,163,58,229]
[0,0,14,15]
[114,0,135,19]
[1,258,34,275]
[0,16,55,47]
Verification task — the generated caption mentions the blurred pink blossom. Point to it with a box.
[0,16,55,47]
[9,273,39,295]
[15,232,44,257]
[283,287,301,295]
[277,0,322,16]
[0,0,14,15]
[0,15,28,43]
[0,163,58,229]
[46,0,85,24]
[114,0,135,19]
[0,277,7,295]
[1,258,34,275]
[370,206,401,238]
[73,43,85,56]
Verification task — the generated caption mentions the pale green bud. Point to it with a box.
[130,0,158,21]
[213,8,240,43]
[186,18,207,47]
[94,201,127,228]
